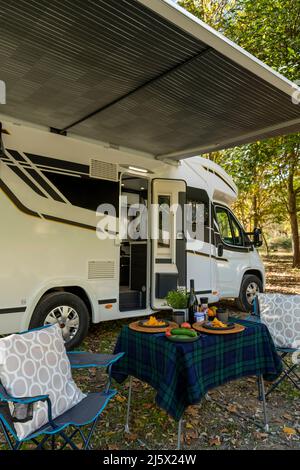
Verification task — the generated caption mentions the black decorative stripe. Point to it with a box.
[98,299,117,305]
[7,149,27,162]
[186,249,228,262]
[25,169,65,202]
[0,178,40,218]
[7,165,46,198]
[195,290,212,295]
[25,153,89,175]
[42,214,96,231]
[0,307,26,314]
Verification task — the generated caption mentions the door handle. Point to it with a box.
[217,243,224,257]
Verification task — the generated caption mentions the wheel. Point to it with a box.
[236,274,263,312]
[29,292,90,349]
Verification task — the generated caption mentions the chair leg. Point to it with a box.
[265,363,300,398]
[59,430,80,450]
[177,418,183,450]
[259,375,269,432]
[35,434,51,450]
[0,420,14,450]
[125,376,133,434]
[84,417,99,450]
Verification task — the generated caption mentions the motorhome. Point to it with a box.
[0,0,299,347]
[0,120,264,347]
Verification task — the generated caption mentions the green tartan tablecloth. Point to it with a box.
[112,319,282,420]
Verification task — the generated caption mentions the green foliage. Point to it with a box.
[165,289,188,309]
[269,237,292,251]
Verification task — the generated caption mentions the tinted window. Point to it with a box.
[43,172,119,215]
[186,187,210,227]
[216,207,233,244]
[230,216,244,246]
[216,206,244,246]
[158,195,171,248]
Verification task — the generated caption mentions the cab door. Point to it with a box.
[214,205,251,297]
[151,179,186,309]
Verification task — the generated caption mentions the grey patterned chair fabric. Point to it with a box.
[257,293,300,350]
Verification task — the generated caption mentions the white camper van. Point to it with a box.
[0,0,299,348]
[0,120,264,347]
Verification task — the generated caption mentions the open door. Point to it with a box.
[151,179,186,309]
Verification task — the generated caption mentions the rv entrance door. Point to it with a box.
[151,179,186,310]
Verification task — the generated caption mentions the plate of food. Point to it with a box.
[202,318,235,331]
[138,316,169,328]
[193,318,245,335]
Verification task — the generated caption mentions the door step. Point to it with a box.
[119,290,142,312]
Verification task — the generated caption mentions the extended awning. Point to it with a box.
[0,0,299,159]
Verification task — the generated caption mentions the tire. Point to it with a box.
[236,274,263,312]
[29,292,90,350]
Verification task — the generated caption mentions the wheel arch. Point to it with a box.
[242,269,264,288]
[35,286,93,321]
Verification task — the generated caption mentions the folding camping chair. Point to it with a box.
[0,327,124,450]
[247,294,300,398]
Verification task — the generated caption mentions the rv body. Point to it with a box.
[0,119,264,347]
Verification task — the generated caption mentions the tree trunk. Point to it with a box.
[288,172,300,268]
[252,194,259,230]
[262,231,270,257]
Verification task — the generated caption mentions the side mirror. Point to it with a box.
[217,243,224,257]
[246,228,263,248]
[253,228,263,247]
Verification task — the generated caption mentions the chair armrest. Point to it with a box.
[0,383,48,405]
[67,352,124,369]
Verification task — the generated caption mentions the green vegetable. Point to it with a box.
[168,335,195,341]
[171,328,197,337]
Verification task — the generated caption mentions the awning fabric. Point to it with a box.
[0,0,299,159]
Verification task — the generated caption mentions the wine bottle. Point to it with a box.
[188,279,198,324]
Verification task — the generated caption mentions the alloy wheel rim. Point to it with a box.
[246,282,259,304]
[44,305,80,342]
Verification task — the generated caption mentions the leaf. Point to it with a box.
[253,432,269,440]
[227,404,238,413]
[186,422,194,429]
[209,436,221,446]
[115,395,126,403]
[125,433,138,442]
[283,427,297,435]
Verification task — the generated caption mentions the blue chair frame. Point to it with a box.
[0,327,124,450]
[247,297,300,398]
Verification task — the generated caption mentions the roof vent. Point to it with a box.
[88,260,115,280]
[90,159,118,182]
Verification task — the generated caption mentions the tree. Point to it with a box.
[179,0,300,266]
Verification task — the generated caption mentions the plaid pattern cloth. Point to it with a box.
[112,319,282,421]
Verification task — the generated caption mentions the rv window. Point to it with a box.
[43,172,119,215]
[215,207,244,247]
[186,187,209,227]
[158,195,171,248]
